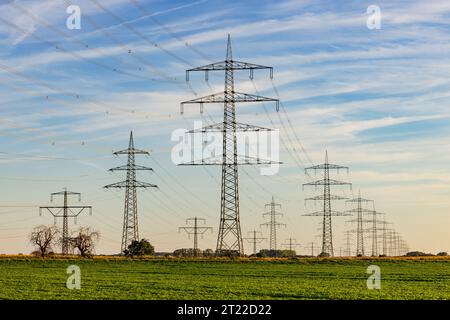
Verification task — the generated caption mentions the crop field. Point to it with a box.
[0,256,450,300]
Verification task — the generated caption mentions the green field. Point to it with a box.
[1,257,450,300]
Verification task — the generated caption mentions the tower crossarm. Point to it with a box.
[305,163,349,172]
[260,222,286,228]
[346,197,374,204]
[305,194,347,201]
[109,164,154,171]
[186,60,273,81]
[178,155,281,166]
[303,210,351,217]
[187,122,273,133]
[113,148,150,155]
[262,211,283,216]
[303,179,352,187]
[346,218,378,223]
[180,91,279,114]
[345,208,378,214]
[104,180,158,189]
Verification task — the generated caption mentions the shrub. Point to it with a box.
[124,239,154,257]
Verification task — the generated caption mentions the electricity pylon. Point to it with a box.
[308,242,317,256]
[302,151,352,256]
[260,196,286,251]
[343,230,353,256]
[180,35,279,256]
[345,191,374,256]
[366,208,384,256]
[178,217,213,255]
[39,189,92,255]
[281,238,300,255]
[378,216,391,256]
[243,230,266,255]
[387,230,398,256]
[104,131,158,254]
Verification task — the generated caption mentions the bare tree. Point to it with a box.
[69,227,100,257]
[29,225,59,257]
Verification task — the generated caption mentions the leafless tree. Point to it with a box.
[69,227,100,257]
[29,225,59,257]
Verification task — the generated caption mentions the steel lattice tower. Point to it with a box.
[243,230,266,255]
[345,191,374,256]
[378,215,391,256]
[308,242,317,256]
[180,35,279,255]
[179,217,212,255]
[40,189,92,255]
[281,238,300,253]
[104,131,158,254]
[366,208,383,256]
[260,196,285,251]
[303,151,352,256]
[344,230,353,256]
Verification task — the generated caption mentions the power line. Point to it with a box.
[88,0,193,67]
[127,0,213,62]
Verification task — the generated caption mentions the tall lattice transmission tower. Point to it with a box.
[302,151,352,256]
[345,191,374,256]
[260,196,285,251]
[180,35,279,256]
[39,189,92,255]
[104,131,158,254]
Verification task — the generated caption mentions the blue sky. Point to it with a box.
[0,0,450,255]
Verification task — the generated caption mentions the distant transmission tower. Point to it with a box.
[378,214,391,256]
[179,217,213,255]
[39,189,92,255]
[387,230,399,256]
[308,242,317,256]
[243,230,266,255]
[104,131,158,254]
[343,230,353,256]
[366,208,383,256]
[180,35,279,256]
[345,191,374,256]
[281,238,300,254]
[302,151,352,256]
[260,196,286,251]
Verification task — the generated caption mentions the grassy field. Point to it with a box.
[1,256,450,299]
